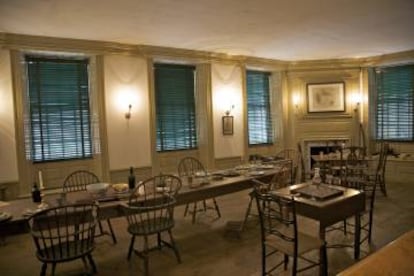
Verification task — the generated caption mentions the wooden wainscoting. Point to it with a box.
[214,156,243,170]
[110,166,152,184]
[158,150,200,174]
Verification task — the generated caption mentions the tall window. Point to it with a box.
[154,64,197,151]
[26,56,92,162]
[374,64,414,141]
[246,70,273,145]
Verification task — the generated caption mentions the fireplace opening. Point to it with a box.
[309,146,338,170]
[303,138,349,174]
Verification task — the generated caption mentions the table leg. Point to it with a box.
[319,225,327,276]
[354,213,361,259]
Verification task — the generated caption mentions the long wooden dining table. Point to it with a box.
[0,167,280,228]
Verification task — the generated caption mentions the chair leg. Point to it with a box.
[243,196,254,227]
[98,220,104,235]
[167,229,182,263]
[292,255,298,276]
[157,232,162,249]
[322,245,328,276]
[87,254,97,273]
[192,202,197,224]
[81,256,88,270]
[283,254,289,270]
[51,263,57,275]
[368,211,374,243]
[106,219,117,244]
[184,203,189,217]
[262,245,266,276]
[143,235,149,276]
[213,198,221,218]
[127,236,136,260]
[40,263,47,276]
[380,177,387,196]
[203,200,207,211]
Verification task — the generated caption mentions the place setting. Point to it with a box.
[22,202,49,217]
[0,211,12,223]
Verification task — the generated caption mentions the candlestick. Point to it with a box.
[38,170,44,190]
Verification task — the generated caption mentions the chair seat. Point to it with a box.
[266,231,324,256]
[37,239,94,263]
[128,218,174,235]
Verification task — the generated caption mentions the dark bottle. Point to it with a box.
[128,167,136,190]
[31,182,42,203]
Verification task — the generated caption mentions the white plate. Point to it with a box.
[195,171,209,177]
[0,212,11,222]
[86,183,109,197]
[156,187,170,193]
[258,164,274,170]
[235,165,252,170]
[248,171,265,176]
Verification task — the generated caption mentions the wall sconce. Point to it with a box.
[225,104,235,116]
[125,104,132,119]
[352,93,362,112]
[292,94,300,114]
[354,102,360,112]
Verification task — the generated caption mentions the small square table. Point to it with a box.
[273,183,365,275]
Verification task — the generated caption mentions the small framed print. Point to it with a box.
[222,116,234,135]
[307,82,345,113]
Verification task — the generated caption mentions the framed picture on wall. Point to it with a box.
[222,116,234,135]
[307,82,345,113]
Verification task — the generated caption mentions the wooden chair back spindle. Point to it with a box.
[177,157,206,177]
[63,170,100,193]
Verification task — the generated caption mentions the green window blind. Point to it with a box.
[246,70,273,145]
[26,56,92,162]
[375,64,414,141]
[154,64,197,151]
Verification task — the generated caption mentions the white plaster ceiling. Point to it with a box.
[1,0,413,61]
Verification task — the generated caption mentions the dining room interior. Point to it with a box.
[0,1,414,275]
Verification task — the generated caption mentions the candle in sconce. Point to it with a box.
[38,170,44,190]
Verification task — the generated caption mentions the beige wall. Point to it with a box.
[103,55,152,170]
[211,62,245,159]
[0,50,18,183]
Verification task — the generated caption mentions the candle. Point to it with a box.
[38,170,44,190]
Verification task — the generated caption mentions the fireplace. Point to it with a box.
[302,138,350,173]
